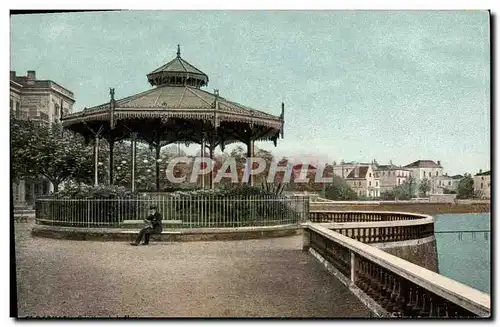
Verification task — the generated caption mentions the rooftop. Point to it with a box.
[147,45,209,88]
[404,160,442,169]
[475,170,491,176]
[345,166,369,179]
[10,70,74,100]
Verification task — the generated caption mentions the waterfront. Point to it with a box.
[434,213,491,294]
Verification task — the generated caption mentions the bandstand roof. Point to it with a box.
[62,46,284,148]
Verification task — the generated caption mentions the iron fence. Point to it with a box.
[35,195,309,228]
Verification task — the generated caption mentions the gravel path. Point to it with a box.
[15,222,370,318]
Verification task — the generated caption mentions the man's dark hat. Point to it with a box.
[149,205,157,210]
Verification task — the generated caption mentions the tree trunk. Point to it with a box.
[53,181,60,193]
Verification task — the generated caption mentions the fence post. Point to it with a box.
[87,199,90,228]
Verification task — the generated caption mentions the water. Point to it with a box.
[434,213,491,294]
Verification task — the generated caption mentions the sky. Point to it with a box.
[10,10,490,175]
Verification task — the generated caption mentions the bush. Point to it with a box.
[169,185,299,227]
[324,177,358,200]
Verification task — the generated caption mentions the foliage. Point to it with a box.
[168,185,300,227]
[379,185,412,201]
[443,188,457,195]
[456,174,475,199]
[418,178,431,197]
[46,184,137,199]
[11,118,91,191]
[323,176,358,200]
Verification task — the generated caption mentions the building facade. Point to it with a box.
[403,160,444,196]
[11,70,75,208]
[438,174,462,193]
[374,163,411,193]
[344,165,380,198]
[473,170,491,199]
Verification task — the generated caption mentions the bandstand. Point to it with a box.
[61,45,285,190]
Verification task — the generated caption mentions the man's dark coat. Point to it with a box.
[145,212,163,234]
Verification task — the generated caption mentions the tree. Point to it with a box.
[11,119,91,192]
[456,174,474,199]
[419,178,431,197]
[400,176,417,198]
[443,188,456,195]
[324,176,358,200]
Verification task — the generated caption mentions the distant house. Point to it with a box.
[403,160,444,195]
[344,165,380,198]
[333,161,372,179]
[438,174,462,193]
[473,170,491,199]
[374,163,411,193]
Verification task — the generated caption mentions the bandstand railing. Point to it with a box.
[35,195,309,228]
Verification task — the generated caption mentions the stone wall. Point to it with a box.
[310,203,490,215]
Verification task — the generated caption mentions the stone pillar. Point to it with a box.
[18,180,26,206]
[30,182,35,205]
[350,252,357,284]
[302,228,310,251]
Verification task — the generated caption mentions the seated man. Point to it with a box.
[130,205,163,246]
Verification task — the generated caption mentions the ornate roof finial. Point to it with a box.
[177,44,181,58]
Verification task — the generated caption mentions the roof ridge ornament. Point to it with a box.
[177,44,181,58]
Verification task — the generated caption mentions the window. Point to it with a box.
[398,178,400,185]
[423,171,426,177]
[10,99,13,111]
[448,181,451,186]
[481,183,483,189]
[369,181,371,186]
[481,177,484,180]
[369,173,372,177]
[436,171,438,176]
[376,181,379,187]
[345,168,348,172]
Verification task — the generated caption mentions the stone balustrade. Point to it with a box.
[302,222,490,318]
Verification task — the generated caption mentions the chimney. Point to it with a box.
[27,70,36,80]
[437,160,441,166]
[354,166,359,178]
[10,71,15,80]
[389,160,393,166]
[480,169,483,174]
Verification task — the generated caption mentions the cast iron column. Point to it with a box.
[108,140,114,185]
[246,139,254,186]
[130,132,137,192]
[94,134,99,186]
[155,144,161,192]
